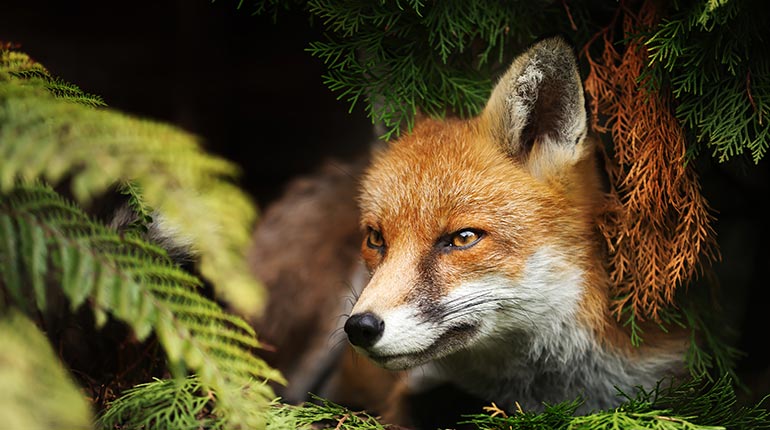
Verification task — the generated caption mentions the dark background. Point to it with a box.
[2,0,768,405]
[0,0,374,207]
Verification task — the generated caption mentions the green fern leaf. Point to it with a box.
[0,48,264,317]
[0,214,21,308]
[0,183,284,428]
[117,180,155,234]
[0,310,93,430]
[1,50,106,107]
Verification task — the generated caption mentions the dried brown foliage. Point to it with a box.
[583,0,719,323]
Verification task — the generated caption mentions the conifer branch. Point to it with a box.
[268,394,387,430]
[97,376,226,430]
[644,0,769,164]
[304,0,560,139]
[463,376,769,430]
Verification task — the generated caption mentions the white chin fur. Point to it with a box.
[366,306,440,357]
[361,246,585,367]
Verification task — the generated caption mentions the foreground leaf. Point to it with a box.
[0,310,93,430]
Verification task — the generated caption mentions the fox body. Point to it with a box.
[251,37,688,425]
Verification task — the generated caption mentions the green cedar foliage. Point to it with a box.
[645,0,769,163]
[304,0,567,139]
[463,376,770,430]
[143,375,765,430]
[269,394,387,430]
[0,48,282,428]
[100,379,383,430]
[102,373,769,430]
[254,0,769,164]
[97,377,226,430]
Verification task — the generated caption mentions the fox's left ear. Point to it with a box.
[483,36,588,177]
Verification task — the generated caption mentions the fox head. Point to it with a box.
[345,37,607,371]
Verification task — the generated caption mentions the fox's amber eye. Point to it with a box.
[449,229,483,249]
[366,228,385,249]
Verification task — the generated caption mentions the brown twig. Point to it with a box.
[561,0,578,31]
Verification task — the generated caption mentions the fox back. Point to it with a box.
[344,36,688,416]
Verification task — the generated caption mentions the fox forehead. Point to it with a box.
[359,117,560,242]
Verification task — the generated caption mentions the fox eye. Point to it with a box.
[447,229,484,249]
[366,228,385,250]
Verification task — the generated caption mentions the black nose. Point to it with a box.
[344,312,384,348]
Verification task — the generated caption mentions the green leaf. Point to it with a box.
[0,310,93,430]
[0,183,284,429]
[1,48,265,317]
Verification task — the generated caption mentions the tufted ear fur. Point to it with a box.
[482,36,589,180]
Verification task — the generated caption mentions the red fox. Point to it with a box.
[250,36,689,426]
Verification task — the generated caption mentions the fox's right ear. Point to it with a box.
[482,37,588,178]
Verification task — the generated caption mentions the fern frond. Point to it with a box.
[0,310,93,430]
[0,183,284,428]
[1,50,106,107]
[0,50,264,317]
[117,180,154,234]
